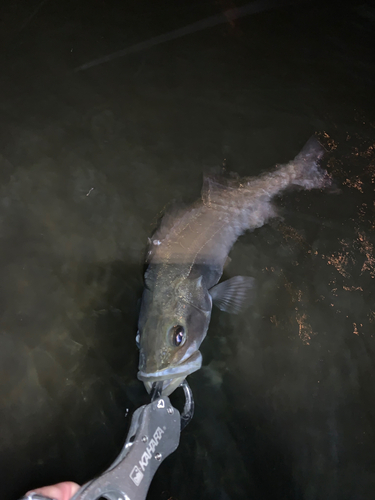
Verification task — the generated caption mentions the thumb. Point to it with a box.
[26,482,80,500]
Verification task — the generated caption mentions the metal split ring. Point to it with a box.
[150,379,194,430]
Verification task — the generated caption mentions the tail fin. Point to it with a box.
[287,136,331,190]
[201,137,331,210]
[295,136,325,163]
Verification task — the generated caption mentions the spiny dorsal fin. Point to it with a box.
[201,169,241,208]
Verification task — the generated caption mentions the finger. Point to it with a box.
[27,481,80,500]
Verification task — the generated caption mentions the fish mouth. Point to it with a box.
[137,351,202,396]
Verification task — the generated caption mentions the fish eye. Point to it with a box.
[169,325,186,347]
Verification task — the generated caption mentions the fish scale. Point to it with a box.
[137,137,332,396]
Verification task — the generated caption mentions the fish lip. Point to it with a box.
[137,351,202,396]
[137,350,202,381]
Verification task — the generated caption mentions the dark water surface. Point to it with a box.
[1,1,374,499]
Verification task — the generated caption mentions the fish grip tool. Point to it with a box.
[20,381,194,500]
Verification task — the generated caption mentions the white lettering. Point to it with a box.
[138,427,165,472]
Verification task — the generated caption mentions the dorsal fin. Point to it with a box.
[201,168,247,209]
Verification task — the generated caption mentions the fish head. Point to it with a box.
[137,275,212,396]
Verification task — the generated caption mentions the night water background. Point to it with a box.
[0,0,375,498]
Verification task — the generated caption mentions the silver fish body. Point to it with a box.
[137,137,330,395]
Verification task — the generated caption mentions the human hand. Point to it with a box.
[24,481,80,500]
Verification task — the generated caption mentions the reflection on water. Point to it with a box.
[0,0,374,499]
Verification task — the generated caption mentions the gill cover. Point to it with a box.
[137,274,212,374]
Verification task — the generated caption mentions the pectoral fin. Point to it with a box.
[209,276,255,314]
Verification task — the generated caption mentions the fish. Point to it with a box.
[136,137,331,395]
